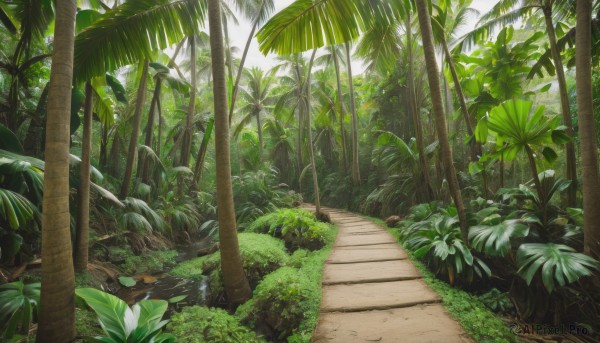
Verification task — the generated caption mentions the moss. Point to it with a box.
[237,227,336,343]
[110,247,178,275]
[167,306,265,343]
[75,271,98,288]
[171,233,289,298]
[247,208,335,251]
[75,307,104,339]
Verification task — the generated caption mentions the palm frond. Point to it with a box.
[74,0,206,82]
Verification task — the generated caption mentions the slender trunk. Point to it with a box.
[157,96,162,156]
[524,145,546,222]
[37,0,77,341]
[406,13,434,201]
[229,6,263,126]
[332,46,348,173]
[223,16,234,87]
[442,38,480,162]
[416,0,468,238]
[294,64,304,176]
[543,3,577,207]
[208,0,251,305]
[141,77,162,183]
[345,43,361,186]
[74,81,92,272]
[576,0,600,259]
[169,39,186,80]
[192,118,214,190]
[108,132,121,178]
[99,123,108,169]
[256,112,263,162]
[120,60,149,198]
[180,37,197,167]
[305,50,320,212]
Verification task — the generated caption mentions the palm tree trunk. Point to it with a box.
[192,118,214,191]
[208,0,251,305]
[345,42,361,186]
[331,46,348,173]
[543,3,577,207]
[74,81,92,272]
[416,0,468,238]
[406,13,434,202]
[223,15,235,86]
[157,96,162,156]
[120,59,149,198]
[256,112,264,162]
[441,38,480,162]
[99,123,108,169]
[180,37,197,167]
[294,63,304,177]
[576,0,600,259]
[141,77,162,183]
[37,0,77,341]
[305,49,320,213]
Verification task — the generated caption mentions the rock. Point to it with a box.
[197,242,219,257]
[385,215,402,228]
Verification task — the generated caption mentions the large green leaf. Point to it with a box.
[0,189,36,230]
[516,243,600,293]
[0,124,24,154]
[0,282,40,339]
[76,288,128,341]
[73,0,206,82]
[469,219,529,257]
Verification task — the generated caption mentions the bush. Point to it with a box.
[171,233,289,301]
[108,247,178,275]
[247,208,334,251]
[236,267,319,342]
[167,306,264,343]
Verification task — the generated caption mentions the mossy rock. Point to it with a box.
[236,266,320,342]
[167,306,265,343]
[247,208,335,251]
[171,233,289,303]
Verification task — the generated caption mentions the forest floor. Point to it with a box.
[302,205,472,343]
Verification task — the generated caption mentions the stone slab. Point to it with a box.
[312,305,472,343]
[323,260,421,285]
[321,279,441,312]
[334,231,396,247]
[327,244,407,263]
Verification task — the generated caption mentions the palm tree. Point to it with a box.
[304,49,322,213]
[431,0,480,162]
[74,81,93,272]
[233,67,276,161]
[37,0,77,341]
[344,42,361,186]
[576,0,600,259]
[207,0,251,305]
[180,36,198,168]
[228,0,275,125]
[415,0,468,239]
[461,0,578,207]
[120,60,149,198]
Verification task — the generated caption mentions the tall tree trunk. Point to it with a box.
[192,118,214,191]
[331,46,348,173]
[543,2,577,207]
[141,77,162,183]
[256,112,264,162]
[208,0,251,305]
[576,0,600,259]
[345,43,361,186]
[305,49,320,213]
[74,81,92,272]
[37,0,77,341]
[294,63,304,178]
[180,37,197,167]
[416,0,468,238]
[406,13,434,202]
[157,96,162,156]
[120,60,149,198]
[223,16,234,86]
[441,38,480,162]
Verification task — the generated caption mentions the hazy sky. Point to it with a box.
[228,0,501,71]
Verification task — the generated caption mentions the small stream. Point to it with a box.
[114,239,215,317]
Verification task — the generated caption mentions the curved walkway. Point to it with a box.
[304,205,472,343]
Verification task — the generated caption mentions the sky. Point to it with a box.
[228,0,501,72]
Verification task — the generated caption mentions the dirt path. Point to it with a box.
[304,205,472,343]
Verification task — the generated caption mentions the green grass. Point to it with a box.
[108,247,179,275]
[360,214,518,343]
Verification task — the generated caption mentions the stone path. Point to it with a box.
[304,205,472,343]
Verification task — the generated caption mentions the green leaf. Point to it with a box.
[71,88,85,134]
[541,147,558,164]
[168,295,187,303]
[76,288,128,341]
[0,124,23,154]
[118,276,136,288]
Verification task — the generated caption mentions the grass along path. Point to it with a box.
[302,205,472,343]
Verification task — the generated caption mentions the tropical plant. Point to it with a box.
[76,287,175,343]
[404,213,490,286]
[0,281,40,340]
